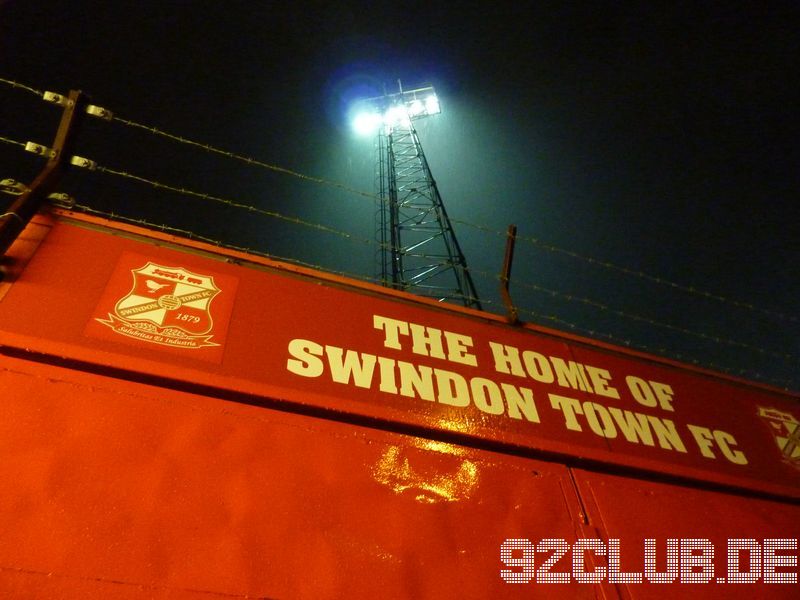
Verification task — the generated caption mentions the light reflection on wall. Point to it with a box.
[372,423,480,504]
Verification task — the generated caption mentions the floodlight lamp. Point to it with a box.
[409,99,425,116]
[353,111,382,136]
[383,105,410,127]
[425,95,440,115]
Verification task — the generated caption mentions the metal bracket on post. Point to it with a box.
[0,89,86,257]
[500,224,520,325]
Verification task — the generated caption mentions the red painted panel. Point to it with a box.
[0,354,592,599]
[0,216,797,501]
[572,468,800,598]
[564,345,800,499]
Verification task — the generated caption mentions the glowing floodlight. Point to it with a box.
[353,111,383,136]
[351,84,442,135]
[383,105,410,127]
[349,81,480,309]
[425,95,440,115]
[408,99,425,116]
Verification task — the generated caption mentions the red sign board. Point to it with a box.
[1,215,798,500]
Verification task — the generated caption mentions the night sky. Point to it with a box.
[1,1,798,392]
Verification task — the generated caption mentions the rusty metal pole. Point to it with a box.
[0,89,86,257]
[500,224,519,324]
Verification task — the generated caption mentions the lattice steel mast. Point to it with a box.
[357,84,480,309]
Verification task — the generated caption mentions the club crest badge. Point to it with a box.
[96,262,221,349]
[758,407,800,471]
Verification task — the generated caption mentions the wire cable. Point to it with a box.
[470,268,798,364]
[0,75,378,201]
[0,76,42,97]
[95,164,375,246]
[453,218,797,323]
[73,203,489,310]
[72,203,383,285]
[111,117,379,202]
[0,74,796,325]
[0,134,27,149]
[477,296,794,391]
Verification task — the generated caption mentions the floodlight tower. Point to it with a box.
[352,84,481,309]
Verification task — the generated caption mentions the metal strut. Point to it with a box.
[500,224,520,324]
[0,89,86,257]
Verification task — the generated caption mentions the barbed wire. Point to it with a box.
[0,76,42,97]
[0,134,27,149]
[111,117,379,202]
[73,202,487,309]
[453,218,797,324]
[71,203,383,284]
[95,164,375,246]
[0,128,457,262]
[0,129,374,248]
[470,268,797,364]
[477,296,794,391]
[0,75,379,201]
[0,74,796,326]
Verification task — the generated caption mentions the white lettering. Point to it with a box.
[373,315,409,350]
[286,338,324,378]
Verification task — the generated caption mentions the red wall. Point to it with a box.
[0,213,798,598]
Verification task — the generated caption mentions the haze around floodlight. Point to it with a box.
[353,111,382,135]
